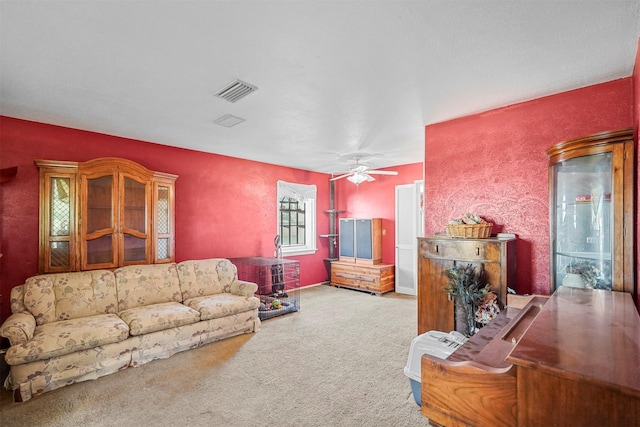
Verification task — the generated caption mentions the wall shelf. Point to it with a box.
[0,166,17,183]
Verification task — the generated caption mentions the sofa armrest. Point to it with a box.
[0,311,36,346]
[230,280,258,297]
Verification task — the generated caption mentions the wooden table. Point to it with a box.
[421,287,640,427]
[507,288,640,426]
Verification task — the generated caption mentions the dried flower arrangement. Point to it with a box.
[448,213,485,225]
[564,259,611,290]
[445,263,500,336]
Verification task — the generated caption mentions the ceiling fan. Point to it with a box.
[330,158,398,185]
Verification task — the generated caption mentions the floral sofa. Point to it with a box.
[0,258,261,402]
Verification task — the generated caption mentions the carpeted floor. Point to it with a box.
[0,285,431,427]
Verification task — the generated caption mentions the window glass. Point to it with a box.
[276,181,317,256]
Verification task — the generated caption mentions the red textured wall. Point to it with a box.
[424,78,634,296]
[334,163,424,265]
[633,37,639,308]
[0,117,331,322]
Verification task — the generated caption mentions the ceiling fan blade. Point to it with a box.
[366,170,398,176]
[365,174,376,182]
[330,173,352,181]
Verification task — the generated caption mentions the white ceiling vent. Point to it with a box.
[213,114,246,127]
[214,79,258,103]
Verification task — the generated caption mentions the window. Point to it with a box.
[277,181,316,256]
[279,197,305,246]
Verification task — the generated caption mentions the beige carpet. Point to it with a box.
[0,285,431,427]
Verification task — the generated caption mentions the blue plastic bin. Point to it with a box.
[403,331,461,405]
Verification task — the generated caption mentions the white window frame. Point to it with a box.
[277,181,317,256]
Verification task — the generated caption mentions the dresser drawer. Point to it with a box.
[420,239,501,262]
[332,263,379,284]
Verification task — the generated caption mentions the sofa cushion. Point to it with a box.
[10,285,26,314]
[176,259,228,300]
[215,259,239,290]
[115,264,182,312]
[23,270,118,326]
[5,314,129,365]
[118,302,201,336]
[184,293,260,321]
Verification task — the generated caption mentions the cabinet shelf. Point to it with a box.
[556,200,611,209]
[556,251,611,261]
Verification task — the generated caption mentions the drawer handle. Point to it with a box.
[436,245,439,254]
[477,247,480,256]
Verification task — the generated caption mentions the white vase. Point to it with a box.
[562,273,585,288]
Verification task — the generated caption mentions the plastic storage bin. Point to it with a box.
[403,331,466,405]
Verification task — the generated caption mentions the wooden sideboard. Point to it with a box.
[421,287,640,427]
[330,260,394,295]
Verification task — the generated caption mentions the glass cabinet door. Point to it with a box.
[82,173,117,269]
[121,174,150,264]
[154,182,173,263]
[551,153,613,290]
[41,173,76,272]
[548,128,634,294]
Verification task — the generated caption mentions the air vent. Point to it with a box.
[214,79,258,103]
[213,114,246,128]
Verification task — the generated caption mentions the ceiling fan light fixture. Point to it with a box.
[331,158,395,184]
[347,173,368,185]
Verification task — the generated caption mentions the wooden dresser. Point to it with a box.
[421,287,640,427]
[330,261,395,295]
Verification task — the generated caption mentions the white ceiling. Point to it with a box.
[1,1,639,174]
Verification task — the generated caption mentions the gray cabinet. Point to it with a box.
[339,218,381,265]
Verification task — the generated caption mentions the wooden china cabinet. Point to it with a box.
[37,157,177,273]
[547,128,634,293]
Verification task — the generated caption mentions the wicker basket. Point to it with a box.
[446,223,493,239]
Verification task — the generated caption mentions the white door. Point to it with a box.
[395,181,423,295]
